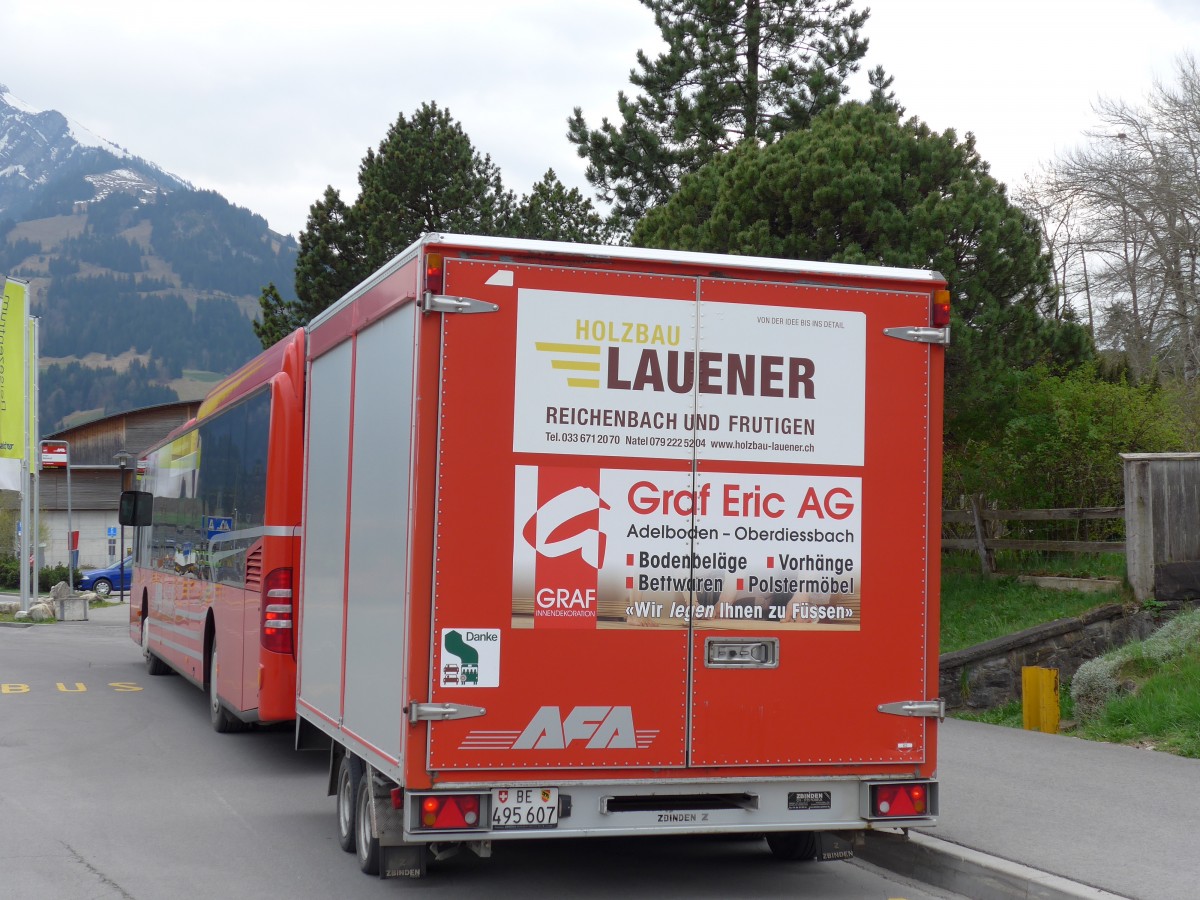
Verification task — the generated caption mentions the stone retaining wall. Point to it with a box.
[940,599,1200,711]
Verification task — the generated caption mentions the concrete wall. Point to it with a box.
[940,599,1200,711]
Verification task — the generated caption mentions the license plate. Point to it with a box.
[491,787,559,829]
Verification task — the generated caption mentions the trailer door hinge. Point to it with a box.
[883,326,950,346]
[408,701,487,724]
[422,292,499,314]
[878,699,945,721]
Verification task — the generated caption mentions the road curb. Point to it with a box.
[859,829,1131,900]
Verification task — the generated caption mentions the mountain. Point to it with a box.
[0,85,299,431]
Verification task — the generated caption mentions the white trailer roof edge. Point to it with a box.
[306,232,945,333]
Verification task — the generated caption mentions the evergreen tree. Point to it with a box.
[256,102,519,347]
[514,169,611,243]
[254,283,299,348]
[256,186,364,345]
[632,101,1095,445]
[353,101,518,271]
[567,0,870,234]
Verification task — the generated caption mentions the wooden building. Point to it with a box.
[16,401,200,568]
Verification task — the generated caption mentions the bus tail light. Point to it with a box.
[932,289,952,328]
[261,568,294,655]
[867,782,935,819]
[415,793,483,830]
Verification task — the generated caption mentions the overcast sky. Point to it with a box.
[2,1,1198,238]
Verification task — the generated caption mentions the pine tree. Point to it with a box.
[353,101,518,272]
[515,169,612,243]
[567,0,870,234]
[632,101,1095,445]
[258,104,613,347]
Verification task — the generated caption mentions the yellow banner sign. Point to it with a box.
[0,278,28,461]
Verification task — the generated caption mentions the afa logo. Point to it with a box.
[458,706,659,752]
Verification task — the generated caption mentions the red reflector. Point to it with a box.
[932,289,951,328]
[873,783,929,818]
[419,794,483,830]
[426,253,444,294]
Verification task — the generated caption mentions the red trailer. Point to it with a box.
[295,234,948,877]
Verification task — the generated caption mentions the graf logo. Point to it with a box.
[521,486,609,569]
[514,705,645,750]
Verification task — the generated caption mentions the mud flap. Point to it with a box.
[366,779,428,878]
[379,843,428,879]
[815,830,859,861]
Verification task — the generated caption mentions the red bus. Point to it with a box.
[125,328,305,732]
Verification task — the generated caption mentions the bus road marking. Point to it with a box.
[1,682,143,694]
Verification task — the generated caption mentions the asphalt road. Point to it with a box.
[0,613,965,900]
[927,717,1200,900]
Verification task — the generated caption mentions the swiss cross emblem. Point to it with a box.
[498,790,508,803]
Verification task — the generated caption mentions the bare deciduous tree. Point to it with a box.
[1020,54,1200,382]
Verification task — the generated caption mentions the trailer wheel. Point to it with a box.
[337,754,363,853]
[141,612,169,676]
[355,771,380,876]
[766,831,818,861]
[208,637,247,734]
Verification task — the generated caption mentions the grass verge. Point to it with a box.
[940,570,1117,653]
[955,609,1200,760]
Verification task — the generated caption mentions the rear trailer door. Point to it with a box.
[428,258,697,771]
[686,278,936,766]
[427,255,938,773]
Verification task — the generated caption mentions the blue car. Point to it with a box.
[77,556,133,598]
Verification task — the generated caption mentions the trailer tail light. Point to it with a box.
[261,568,294,655]
[416,793,482,830]
[426,253,444,294]
[932,289,951,328]
[868,782,932,819]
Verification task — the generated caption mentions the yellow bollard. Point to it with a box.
[1021,666,1061,734]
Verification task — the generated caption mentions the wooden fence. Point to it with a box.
[943,496,1125,575]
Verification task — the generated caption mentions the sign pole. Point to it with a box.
[67,444,76,617]
[18,459,29,611]
[29,317,39,598]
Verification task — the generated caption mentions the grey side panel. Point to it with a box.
[298,339,354,719]
[342,304,418,758]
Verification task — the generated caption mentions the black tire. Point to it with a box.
[208,637,247,733]
[337,754,362,853]
[356,771,380,876]
[93,578,112,598]
[766,831,818,861]
[141,612,170,676]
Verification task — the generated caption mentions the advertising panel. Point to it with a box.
[512,465,861,631]
[514,290,864,466]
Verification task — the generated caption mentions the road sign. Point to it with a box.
[40,440,69,469]
[107,526,117,538]
[205,516,233,539]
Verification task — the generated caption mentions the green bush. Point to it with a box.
[947,364,1183,510]
[1070,609,1200,722]
[0,557,75,592]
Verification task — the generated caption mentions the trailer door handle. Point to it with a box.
[408,702,487,723]
[704,638,779,668]
[877,699,945,721]
[883,326,950,345]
